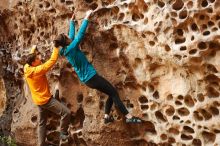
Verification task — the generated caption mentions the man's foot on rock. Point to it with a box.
[104,115,114,124]
[60,131,69,141]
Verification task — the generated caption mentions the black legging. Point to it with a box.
[85,74,129,115]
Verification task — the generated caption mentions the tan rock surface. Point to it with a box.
[0,78,6,117]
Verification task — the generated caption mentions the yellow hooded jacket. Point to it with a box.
[24,47,59,105]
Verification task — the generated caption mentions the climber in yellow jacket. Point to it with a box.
[24,45,71,146]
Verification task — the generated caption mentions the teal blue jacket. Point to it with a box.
[60,19,97,83]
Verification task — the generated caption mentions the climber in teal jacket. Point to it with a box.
[59,14,96,83]
[54,10,142,124]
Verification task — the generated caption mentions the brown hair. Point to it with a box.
[26,53,37,66]
[54,33,69,48]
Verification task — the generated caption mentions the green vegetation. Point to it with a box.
[0,135,16,146]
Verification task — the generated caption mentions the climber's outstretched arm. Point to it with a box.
[65,10,93,54]
[68,13,75,40]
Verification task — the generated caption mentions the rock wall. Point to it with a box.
[1,0,220,146]
[0,78,6,117]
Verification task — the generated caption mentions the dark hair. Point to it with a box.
[26,53,37,66]
[54,33,68,48]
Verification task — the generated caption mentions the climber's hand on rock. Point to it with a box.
[53,40,61,48]
[71,13,75,20]
[85,10,93,20]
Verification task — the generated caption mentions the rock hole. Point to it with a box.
[179,10,188,19]
[206,86,219,98]
[171,12,177,17]
[172,0,184,10]
[175,100,182,105]
[181,134,193,140]
[202,24,207,30]
[198,42,207,50]
[158,1,165,8]
[183,126,194,133]
[39,4,43,8]
[197,93,205,102]
[46,131,59,144]
[167,94,173,100]
[202,131,216,144]
[208,106,219,116]
[168,127,179,135]
[180,46,187,51]
[150,103,157,110]
[203,31,210,36]
[149,41,155,46]
[192,139,202,146]
[208,0,215,2]
[165,45,171,51]
[176,28,184,36]
[168,137,176,143]
[187,1,193,9]
[160,134,167,140]
[155,110,167,122]
[191,23,198,31]
[141,105,149,110]
[49,8,56,13]
[193,111,203,121]
[109,42,118,50]
[90,3,98,10]
[165,105,175,116]
[201,0,208,7]
[189,49,197,55]
[175,38,186,44]
[99,101,104,110]
[216,15,220,20]
[153,91,159,99]
[148,84,154,92]
[177,107,190,116]
[184,94,195,107]
[65,0,73,5]
[44,1,50,8]
[46,120,58,131]
[178,95,184,100]
[200,109,212,120]
[85,0,93,3]
[132,13,140,21]
[118,13,125,21]
[172,115,180,120]
[31,115,37,123]
[211,27,218,32]
[199,14,206,20]
[142,18,150,26]
[208,21,215,27]
[138,95,148,104]
[14,109,19,114]
[67,103,72,108]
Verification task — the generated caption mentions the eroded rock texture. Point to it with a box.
[1,0,220,145]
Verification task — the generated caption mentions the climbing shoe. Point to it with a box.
[104,115,114,124]
[60,132,69,141]
[126,116,142,123]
